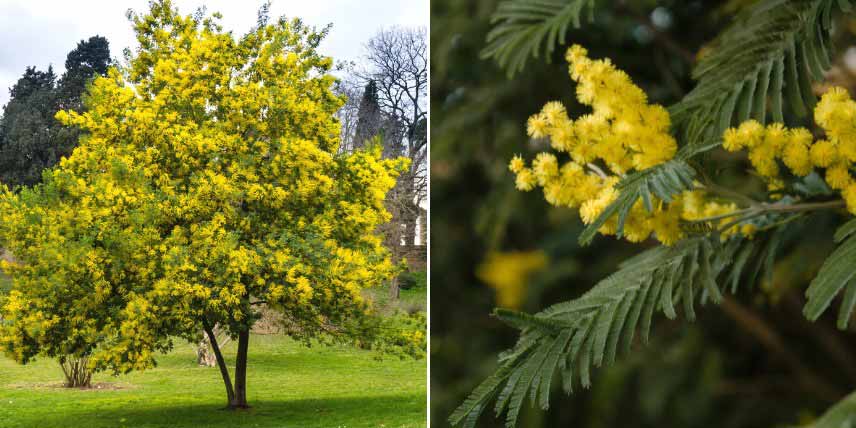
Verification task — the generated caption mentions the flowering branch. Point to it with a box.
[692,199,846,229]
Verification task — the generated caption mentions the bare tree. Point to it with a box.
[359,27,427,298]
[333,62,364,154]
[360,26,428,214]
[333,27,427,298]
[362,27,428,141]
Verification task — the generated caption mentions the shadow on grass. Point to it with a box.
[5,394,426,428]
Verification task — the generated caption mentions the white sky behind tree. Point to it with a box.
[0,0,428,108]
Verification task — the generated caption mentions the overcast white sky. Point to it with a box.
[0,0,427,108]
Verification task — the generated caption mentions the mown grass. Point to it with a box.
[0,333,426,428]
[366,271,427,316]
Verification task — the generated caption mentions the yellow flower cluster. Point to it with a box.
[510,45,742,245]
[722,122,813,192]
[723,87,856,213]
[522,45,677,178]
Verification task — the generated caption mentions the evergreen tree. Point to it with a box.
[56,36,111,111]
[0,37,110,189]
[6,66,56,101]
[0,67,58,187]
[354,79,384,149]
[52,36,111,171]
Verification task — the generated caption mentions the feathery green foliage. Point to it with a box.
[450,237,737,428]
[809,390,856,428]
[457,1,856,426]
[481,0,596,76]
[578,159,696,245]
[805,218,856,328]
[670,0,852,149]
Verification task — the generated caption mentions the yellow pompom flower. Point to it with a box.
[649,203,683,246]
[541,101,567,124]
[509,155,526,173]
[844,184,856,214]
[782,138,812,177]
[527,114,550,138]
[811,140,838,167]
[515,168,537,191]
[532,153,559,185]
[826,165,852,190]
[764,123,789,150]
[722,127,743,151]
[737,120,765,148]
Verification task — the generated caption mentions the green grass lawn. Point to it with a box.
[0,334,426,428]
[365,272,427,316]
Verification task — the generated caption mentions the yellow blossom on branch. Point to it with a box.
[722,86,856,213]
[509,45,742,245]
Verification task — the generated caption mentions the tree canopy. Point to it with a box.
[0,0,409,409]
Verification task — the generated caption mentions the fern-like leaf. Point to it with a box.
[449,237,732,428]
[578,159,696,245]
[804,218,856,328]
[671,0,853,151]
[808,389,856,428]
[481,0,596,77]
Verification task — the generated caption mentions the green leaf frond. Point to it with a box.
[805,218,856,328]
[579,159,696,246]
[671,0,853,150]
[808,389,856,428]
[480,0,596,77]
[450,236,738,428]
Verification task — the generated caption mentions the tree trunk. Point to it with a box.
[231,329,250,409]
[203,320,235,406]
[196,334,216,367]
[197,325,231,367]
[389,275,401,299]
[59,355,92,388]
[402,193,418,247]
[418,208,427,246]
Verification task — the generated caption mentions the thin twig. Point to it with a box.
[586,163,609,178]
[696,182,761,208]
[693,200,846,225]
[715,210,769,237]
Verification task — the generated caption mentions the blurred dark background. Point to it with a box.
[430,1,856,427]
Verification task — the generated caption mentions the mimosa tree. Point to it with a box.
[0,0,409,409]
